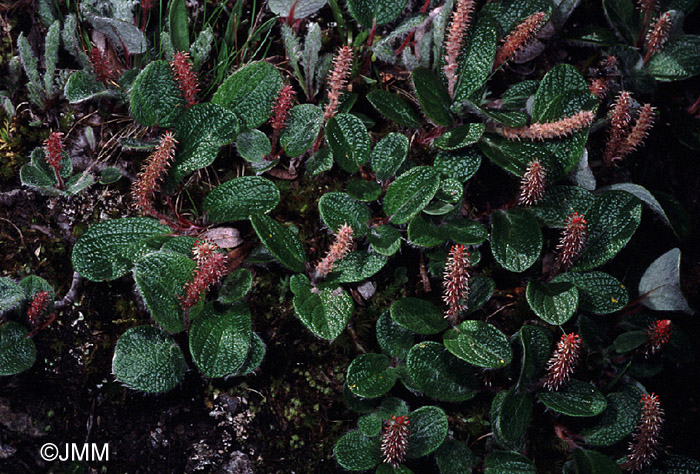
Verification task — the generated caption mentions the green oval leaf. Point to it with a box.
[0,322,36,376]
[491,209,543,272]
[434,123,486,150]
[318,192,370,235]
[646,35,700,82]
[130,60,186,128]
[581,385,642,447]
[168,0,189,51]
[250,214,306,272]
[376,310,414,359]
[529,185,595,227]
[212,61,283,130]
[443,320,512,369]
[218,269,253,304]
[434,148,482,183]
[367,90,421,128]
[370,133,409,181]
[346,179,382,201]
[446,218,488,245]
[112,325,186,393]
[64,70,108,103]
[407,406,448,458]
[231,332,266,376]
[168,103,240,185]
[518,325,553,385]
[407,341,478,402]
[492,389,533,450]
[412,68,452,126]
[368,225,402,256]
[290,274,354,341]
[553,271,628,314]
[325,113,371,173]
[390,298,448,335]
[526,280,579,325]
[334,430,382,471]
[189,302,252,378]
[72,218,171,281]
[573,191,642,271]
[204,176,280,223]
[236,129,271,162]
[384,166,440,224]
[0,278,24,312]
[485,451,536,474]
[408,214,447,247]
[346,0,408,26]
[332,251,388,283]
[572,448,622,474]
[347,353,398,398]
[538,379,607,417]
[133,251,197,333]
[453,14,498,102]
[280,104,324,157]
[435,440,477,474]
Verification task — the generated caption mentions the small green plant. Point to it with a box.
[0,275,57,376]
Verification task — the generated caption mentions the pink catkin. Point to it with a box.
[180,240,228,309]
[645,319,672,356]
[171,52,199,108]
[519,160,546,206]
[315,224,354,277]
[544,333,581,390]
[132,132,178,217]
[554,212,588,272]
[270,85,296,156]
[588,78,610,99]
[324,46,354,121]
[443,0,476,98]
[443,244,471,325]
[501,110,595,141]
[27,291,50,326]
[623,393,664,471]
[493,12,549,69]
[381,415,410,468]
[44,131,65,188]
[617,104,656,157]
[644,12,672,63]
[604,91,633,165]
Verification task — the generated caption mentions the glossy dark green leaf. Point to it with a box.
[407,341,478,402]
[370,133,409,181]
[0,278,24,312]
[646,35,700,81]
[463,276,495,315]
[484,451,536,474]
[290,274,353,341]
[332,251,388,283]
[602,0,637,44]
[368,225,402,256]
[280,104,324,157]
[526,280,579,325]
[189,302,252,378]
[490,209,543,272]
[231,332,266,376]
[204,176,280,223]
[325,113,371,173]
[64,70,108,103]
[346,0,408,26]
[407,214,447,247]
[168,0,189,51]
[0,322,36,376]
[212,61,283,130]
[492,389,532,450]
[453,14,498,102]
[236,129,271,162]
[218,269,253,304]
[390,298,448,335]
[433,148,482,183]
[334,430,382,471]
[538,380,607,417]
[613,330,647,353]
[250,214,306,272]
[72,218,171,281]
[406,406,449,458]
[112,326,185,393]
[376,310,414,359]
[347,353,398,398]
[443,320,512,369]
[446,218,488,245]
[346,179,382,202]
[434,123,486,151]
[572,449,622,474]
[384,166,440,224]
[573,191,642,271]
[318,192,370,235]
[581,385,642,447]
[412,68,452,126]
[434,440,477,474]
[531,64,597,122]
[529,185,595,227]
[367,89,421,128]
[130,60,186,128]
[133,251,197,333]
[553,271,628,314]
[518,325,552,385]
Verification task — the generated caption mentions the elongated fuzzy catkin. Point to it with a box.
[381,416,410,468]
[443,244,471,325]
[180,240,228,309]
[443,0,476,98]
[501,110,594,141]
[171,52,199,108]
[544,333,581,390]
[623,393,664,471]
[132,132,177,216]
[519,160,546,206]
[324,46,353,121]
[315,224,354,277]
[493,12,548,69]
[554,212,587,271]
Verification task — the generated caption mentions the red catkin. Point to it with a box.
[44,131,65,189]
[493,12,549,69]
[501,110,595,141]
[644,12,672,63]
[323,46,354,121]
[645,319,672,356]
[180,240,228,310]
[443,0,476,98]
[315,224,354,278]
[544,333,582,390]
[132,132,178,217]
[270,85,296,156]
[171,52,199,108]
[519,160,546,206]
[623,393,664,471]
[381,415,410,468]
[554,212,588,272]
[27,291,50,326]
[443,244,471,325]
[89,47,114,84]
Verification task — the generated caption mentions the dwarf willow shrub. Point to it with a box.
[6,0,693,471]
